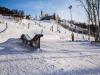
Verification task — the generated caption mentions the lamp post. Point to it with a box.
[68,5,74,41]
[69,5,73,25]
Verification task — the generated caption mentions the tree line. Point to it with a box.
[0,6,31,19]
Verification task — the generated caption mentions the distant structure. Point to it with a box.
[40,12,60,21]
[25,15,32,20]
[41,10,43,17]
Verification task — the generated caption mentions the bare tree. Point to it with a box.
[77,0,100,41]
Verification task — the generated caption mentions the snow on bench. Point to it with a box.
[21,33,43,49]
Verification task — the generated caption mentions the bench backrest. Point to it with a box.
[21,34,43,41]
[31,34,43,41]
[21,34,31,41]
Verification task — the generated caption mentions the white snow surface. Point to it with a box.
[0,15,100,75]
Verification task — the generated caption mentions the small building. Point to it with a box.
[40,13,56,20]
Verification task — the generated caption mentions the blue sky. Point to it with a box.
[0,0,87,22]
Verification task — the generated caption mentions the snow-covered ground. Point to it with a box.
[0,15,100,75]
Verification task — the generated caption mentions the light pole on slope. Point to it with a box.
[68,5,74,41]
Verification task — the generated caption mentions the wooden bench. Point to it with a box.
[21,34,43,49]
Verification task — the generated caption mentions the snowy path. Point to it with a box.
[0,38,100,75]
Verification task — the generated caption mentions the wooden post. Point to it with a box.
[72,32,74,41]
[38,38,40,48]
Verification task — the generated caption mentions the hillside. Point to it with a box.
[0,15,100,75]
[0,15,93,43]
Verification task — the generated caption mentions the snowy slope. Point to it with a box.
[0,15,100,75]
[0,15,94,43]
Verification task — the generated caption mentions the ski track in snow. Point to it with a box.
[0,15,100,75]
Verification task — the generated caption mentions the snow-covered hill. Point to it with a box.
[0,15,100,75]
[0,15,94,43]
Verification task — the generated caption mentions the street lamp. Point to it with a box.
[68,5,74,41]
[68,5,72,25]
